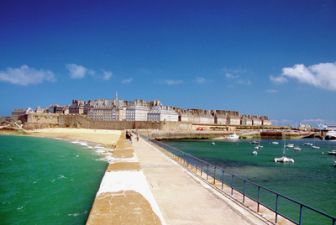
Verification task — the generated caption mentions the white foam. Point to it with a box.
[97,171,166,225]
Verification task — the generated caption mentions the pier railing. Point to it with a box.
[148,139,336,225]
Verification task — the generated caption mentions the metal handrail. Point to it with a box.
[148,138,336,225]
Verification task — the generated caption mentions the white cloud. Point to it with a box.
[270,75,287,84]
[271,62,336,91]
[266,89,278,94]
[121,78,133,84]
[236,79,252,86]
[161,79,184,85]
[102,70,112,80]
[225,73,239,79]
[0,65,55,86]
[66,64,94,79]
[194,76,208,84]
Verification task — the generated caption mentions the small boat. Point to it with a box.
[274,140,294,163]
[286,144,294,148]
[304,143,313,146]
[211,142,216,145]
[272,141,279,145]
[325,130,336,140]
[328,150,336,155]
[254,145,263,150]
[293,147,302,151]
[274,156,295,163]
[252,151,258,155]
[312,145,320,149]
[227,133,239,140]
[251,140,260,144]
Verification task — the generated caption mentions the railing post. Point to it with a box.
[231,174,234,195]
[213,166,216,184]
[206,164,209,181]
[221,170,224,190]
[257,186,260,212]
[243,180,246,204]
[299,204,303,225]
[200,163,203,176]
[275,194,279,223]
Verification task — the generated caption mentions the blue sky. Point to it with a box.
[0,0,335,126]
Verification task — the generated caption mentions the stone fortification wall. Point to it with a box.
[24,113,59,129]
[24,114,193,130]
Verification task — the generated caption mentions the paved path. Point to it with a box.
[133,138,269,225]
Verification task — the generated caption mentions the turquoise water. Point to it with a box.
[164,139,336,224]
[0,135,107,225]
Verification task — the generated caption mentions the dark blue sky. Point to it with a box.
[0,0,335,125]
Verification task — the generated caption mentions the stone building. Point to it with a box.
[260,116,272,126]
[69,100,85,114]
[87,99,114,121]
[252,116,262,126]
[241,115,253,126]
[48,104,64,114]
[147,106,178,122]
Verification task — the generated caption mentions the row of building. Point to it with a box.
[12,98,272,126]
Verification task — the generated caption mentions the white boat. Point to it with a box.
[211,142,216,145]
[251,140,260,144]
[254,145,263,150]
[252,151,258,155]
[274,156,295,163]
[304,143,313,146]
[325,130,336,140]
[293,147,302,151]
[227,133,239,140]
[328,150,336,155]
[286,144,294,148]
[312,145,320,149]
[272,141,279,145]
[274,140,294,163]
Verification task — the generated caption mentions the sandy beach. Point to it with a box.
[26,128,121,147]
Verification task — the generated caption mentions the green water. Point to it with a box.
[164,139,336,225]
[0,135,107,225]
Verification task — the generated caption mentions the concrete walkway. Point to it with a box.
[133,138,269,225]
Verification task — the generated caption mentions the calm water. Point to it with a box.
[164,139,336,224]
[0,135,107,225]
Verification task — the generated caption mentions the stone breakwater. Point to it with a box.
[86,132,165,225]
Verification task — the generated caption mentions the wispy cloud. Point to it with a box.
[270,119,293,126]
[121,78,133,84]
[225,73,240,79]
[194,76,210,84]
[66,64,94,79]
[265,89,278,94]
[270,75,287,84]
[270,62,336,91]
[0,65,55,86]
[223,67,252,86]
[102,70,112,80]
[160,79,184,86]
[236,79,252,86]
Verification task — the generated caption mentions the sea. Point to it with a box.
[0,135,108,225]
[163,138,336,225]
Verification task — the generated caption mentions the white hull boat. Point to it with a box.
[227,133,239,140]
[325,130,336,140]
[293,147,302,151]
[274,156,295,163]
[272,141,279,145]
[312,145,320,149]
[328,150,336,155]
